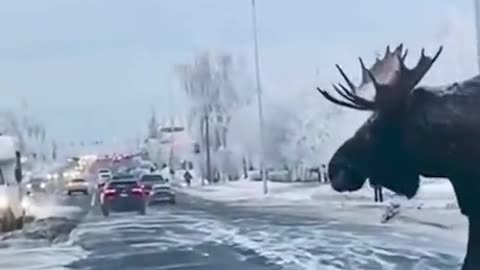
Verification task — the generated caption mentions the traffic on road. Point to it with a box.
[0,149,462,270]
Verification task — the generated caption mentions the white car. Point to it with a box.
[25,177,50,194]
[66,178,89,195]
[97,169,112,188]
[140,173,175,204]
[0,135,26,232]
[62,170,81,180]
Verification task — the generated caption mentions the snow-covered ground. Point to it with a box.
[178,177,467,247]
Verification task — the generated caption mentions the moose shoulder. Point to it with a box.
[406,78,480,178]
[317,44,480,269]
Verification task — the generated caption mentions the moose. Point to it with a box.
[317,44,480,269]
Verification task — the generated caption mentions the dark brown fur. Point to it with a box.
[317,45,479,269]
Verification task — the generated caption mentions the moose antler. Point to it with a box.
[317,44,443,111]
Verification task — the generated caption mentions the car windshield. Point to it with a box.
[29,178,46,183]
[141,175,164,184]
[112,174,135,180]
[72,179,86,183]
[140,164,153,169]
[109,180,138,188]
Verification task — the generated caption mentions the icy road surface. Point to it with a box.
[0,193,463,270]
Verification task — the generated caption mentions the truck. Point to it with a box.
[0,135,25,232]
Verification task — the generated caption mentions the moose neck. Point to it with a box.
[463,216,480,269]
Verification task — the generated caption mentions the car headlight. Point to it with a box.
[53,173,59,180]
[40,182,46,189]
[47,174,52,180]
[26,183,32,189]
[0,197,8,209]
[21,197,31,210]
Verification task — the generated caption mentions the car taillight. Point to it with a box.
[131,185,146,196]
[131,187,143,193]
[103,188,116,195]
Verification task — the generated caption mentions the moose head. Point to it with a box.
[317,44,442,198]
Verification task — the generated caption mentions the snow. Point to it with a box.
[0,135,18,162]
[181,177,456,207]
[179,178,467,246]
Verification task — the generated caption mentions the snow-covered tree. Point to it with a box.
[176,51,253,181]
[147,108,159,139]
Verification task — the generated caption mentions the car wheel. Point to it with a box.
[170,197,176,205]
[16,216,24,230]
[67,191,72,196]
[83,190,88,195]
[101,205,109,217]
[1,209,15,232]
[138,204,146,215]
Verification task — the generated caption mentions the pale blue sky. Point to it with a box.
[0,0,474,143]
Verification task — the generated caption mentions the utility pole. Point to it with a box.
[168,79,175,174]
[475,0,480,71]
[204,111,212,185]
[251,0,268,194]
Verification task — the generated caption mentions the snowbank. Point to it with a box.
[179,178,467,246]
[181,178,457,208]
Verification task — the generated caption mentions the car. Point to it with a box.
[140,173,175,204]
[99,175,148,217]
[62,170,81,180]
[25,177,50,195]
[139,161,157,172]
[66,178,89,195]
[97,169,112,188]
[0,135,25,232]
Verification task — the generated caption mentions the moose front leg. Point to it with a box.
[449,178,480,269]
[462,216,480,270]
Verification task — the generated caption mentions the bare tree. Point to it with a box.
[147,108,159,139]
[176,51,253,183]
[0,111,26,152]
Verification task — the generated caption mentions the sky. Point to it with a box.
[0,0,476,146]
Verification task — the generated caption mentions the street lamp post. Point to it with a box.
[475,0,480,71]
[251,0,268,194]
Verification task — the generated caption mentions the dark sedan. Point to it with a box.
[99,175,148,217]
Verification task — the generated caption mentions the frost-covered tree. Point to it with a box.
[176,51,253,181]
[147,108,159,139]
[0,111,26,152]
[0,105,53,164]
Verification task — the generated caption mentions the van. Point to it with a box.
[0,135,25,232]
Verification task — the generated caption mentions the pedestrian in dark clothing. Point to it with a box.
[184,170,192,187]
[370,181,384,203]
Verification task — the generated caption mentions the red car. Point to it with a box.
[99,175,148,217]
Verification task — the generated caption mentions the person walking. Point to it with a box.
[160,163,170,182]
[183,170,192,187]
